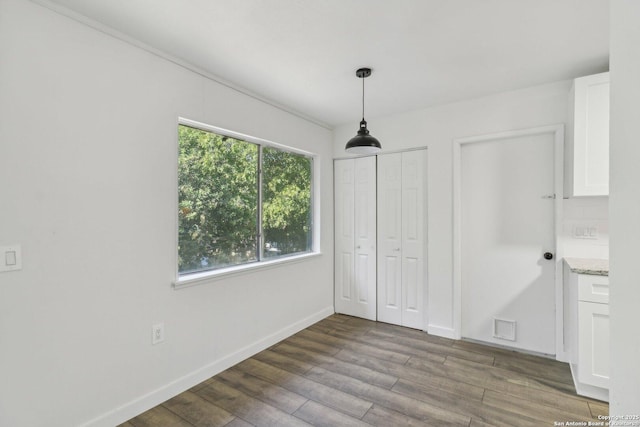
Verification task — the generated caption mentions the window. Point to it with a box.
[177,122,314,278]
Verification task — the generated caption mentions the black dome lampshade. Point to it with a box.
[345,67,382,155]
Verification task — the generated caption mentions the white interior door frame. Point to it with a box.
[452,124,565,359]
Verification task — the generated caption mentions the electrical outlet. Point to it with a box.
[152,323,164,345]
[0,245,22,272]
[573,224,598,239]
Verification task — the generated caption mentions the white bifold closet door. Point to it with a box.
[377,150,427,329]
[334,156,377,321]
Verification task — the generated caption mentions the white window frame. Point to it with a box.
[174,118,321,289]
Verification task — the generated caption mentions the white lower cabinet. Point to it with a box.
[565,267,609,401]
[578,300,610,389]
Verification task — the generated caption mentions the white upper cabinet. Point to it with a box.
[566,72,610,197]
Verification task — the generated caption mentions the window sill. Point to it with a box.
[173,252,322,290]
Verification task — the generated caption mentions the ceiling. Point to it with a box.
[42,0,609,128]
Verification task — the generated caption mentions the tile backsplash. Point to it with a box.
[561,197,609,259]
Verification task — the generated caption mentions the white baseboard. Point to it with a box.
[555,349,569,363]
[80,306,334,427]
[427,324,459,340]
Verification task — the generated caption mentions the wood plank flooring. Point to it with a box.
[121,314,608,427]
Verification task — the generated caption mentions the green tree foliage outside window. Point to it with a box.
[178,124,312,275]
[262,147,313,258]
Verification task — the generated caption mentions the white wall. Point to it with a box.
[609,0,640,415]
[0,1,333,426]
[334,80,572,337]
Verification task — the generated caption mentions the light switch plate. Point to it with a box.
[0,245,22,272]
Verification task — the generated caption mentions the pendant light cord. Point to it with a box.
[362,76,365,120]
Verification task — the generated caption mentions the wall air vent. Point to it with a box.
[493,318,517,341]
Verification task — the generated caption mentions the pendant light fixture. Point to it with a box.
[345,67,382,154]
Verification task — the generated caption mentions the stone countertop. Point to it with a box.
[564,257,609,276]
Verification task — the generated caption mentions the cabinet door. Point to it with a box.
[578,301,610,388]
[573,72,609,196]
[334,157,377,321]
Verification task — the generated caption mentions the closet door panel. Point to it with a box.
[401,150,427,329]
[377,153,403,325]
[335,157,377,321]
[334,159,356,315]
[353,156,377,320]
[405,257,419,311]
